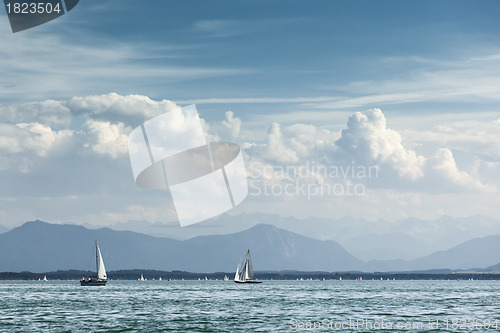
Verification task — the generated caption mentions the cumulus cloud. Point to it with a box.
[82,120,131,159]
[244,108,426,181]
[0,122,74,173]
[244,121,338,165]
[0,93,180,128]
[1,92,497,228]
[0,123,73,158]
[431,148,493,192]
[222,111,242,139]
[241,107,493,194]
[0,100,71,127]
[263,122,299,164]
[0,94,211,174]
[68,93,179,124]
[336,108,425,180]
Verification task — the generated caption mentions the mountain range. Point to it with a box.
[0,220,362,272]
[83,213,500,261]
[3,213,500,263]
[1,220,500,273]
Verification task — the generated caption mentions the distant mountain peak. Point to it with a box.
[246,223,278,232]
[28,219,47,224]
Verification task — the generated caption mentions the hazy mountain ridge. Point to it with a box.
[0,220,362,272]
[99,213,500,261]
[1,220,500,273]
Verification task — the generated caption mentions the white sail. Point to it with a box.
[96,241,107,280]
[243,250,255,281]
[244,261,250,280]
[234,250,260,283]
[234,263,241,281]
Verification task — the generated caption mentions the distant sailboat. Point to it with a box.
[223,275,229,281]
[159,277,162,281]
[80,241,107,286]
[138,274,145,281]
[42,275,48,281]
[234,250,261,284]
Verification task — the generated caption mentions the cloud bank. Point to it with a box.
[0,93,498,227]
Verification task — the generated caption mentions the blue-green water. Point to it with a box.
[1,280,499,332]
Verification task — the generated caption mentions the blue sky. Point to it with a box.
[1,1,500,235]
[3,0,500,116]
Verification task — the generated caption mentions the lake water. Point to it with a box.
[1,280,499,332]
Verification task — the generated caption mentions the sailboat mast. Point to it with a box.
[95,241,99,275]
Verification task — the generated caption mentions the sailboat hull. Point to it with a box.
[80,278,107,286]
[234,280,262,284]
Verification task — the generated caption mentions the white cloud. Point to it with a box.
[0,122,73,173]
[263,122,299,164]
[431,148,493,192]
[222,111,241,139]
[0,122,73,157]
[0,100,71,127]
[1,92,498,228]
[200,117,220,143]
[241,108,494,196]
[68,93,179,124]
[82,120,131,159]
[336,108,425,181]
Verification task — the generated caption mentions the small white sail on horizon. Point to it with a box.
[138,274,145,281]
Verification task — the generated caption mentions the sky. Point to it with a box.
[1,0,500,233]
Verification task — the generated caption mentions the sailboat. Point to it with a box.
[234,250,262,284]
[223,275,229,281]
[80,241,107,286]
[138,274,145,281]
